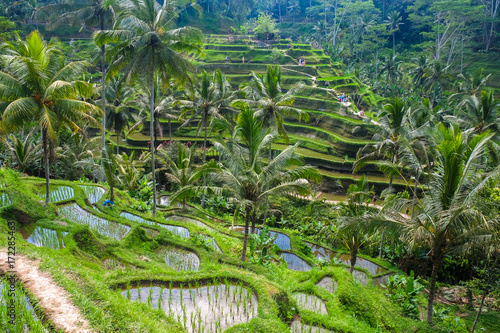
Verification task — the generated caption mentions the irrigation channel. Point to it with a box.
[121,281,258,333]
[59,203,131,240]
[19,225,68,250]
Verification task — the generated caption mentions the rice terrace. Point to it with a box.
[0,0,499,332]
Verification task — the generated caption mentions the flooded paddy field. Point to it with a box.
[121,281,258,333]
[291,292,328,315]
[19,225,68,250]
[160,247,200,271]
[60,204,130,240]
[120,212,190,238]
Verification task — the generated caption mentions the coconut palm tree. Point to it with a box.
[157,141,218,210]
[102,77,141,154]
[235,65,308,160]
[95,0,204,216]
[210,107,320,261]
[379,52,402,94]
[385,10,402,54]
[354,98,411,190]
[179,69,235,207]
[456,90,500,135]
[179,70,235,164]
[371,124,500,324]
[49,0,118,153]
[0,31,99,204]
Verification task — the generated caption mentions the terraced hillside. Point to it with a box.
[0,170,433,332]
[110,35,407,195]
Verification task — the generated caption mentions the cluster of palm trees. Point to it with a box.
[348,86,500,323]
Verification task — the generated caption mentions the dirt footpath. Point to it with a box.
[0,250,93,332]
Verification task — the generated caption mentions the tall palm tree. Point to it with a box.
[102,77,141,154]
[379,52,402,94]
[157,141,218,210]
[0,31,99,204]
[49,0,117,154]
[354,98,411,189]
[385,10,402,54]
[179,70,235,165]
[179,69,235,207]
[95,0,204,216]
[210,108,320,261]
[456,90,499,135]
[235,65,308,161]
[374,124,500,324]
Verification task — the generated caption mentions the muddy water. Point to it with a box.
[0,192,11,207]
[37,185,74,202]
[122,283,258,333]
[291,320,333,333]
[316,276,337,294]
[305,243,337,261]
[120,212,190,238]
[230,226,291,250]
[60,204,130,240]
[19,225,68,250]
[337,253,387,275]
[79,185,105,204]
[161,247,200,271]
[292,292,328,315]
[281,252,311,271]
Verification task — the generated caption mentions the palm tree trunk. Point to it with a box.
[100,18,107,156]
[471,292,488,332]
[116,132,120,155]
[183,198,187,210]
[42,128,50,205]
[169,119,172,141]
[393,32,396,54]
[379,231,385,258]
[110,183,114,202]
[241,207,251,261]
[426,254,443,323]
[201,114,208,208]
[150,53,157,217]
[350,246,358,273]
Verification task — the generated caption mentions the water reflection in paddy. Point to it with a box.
[281,252,311,271]
[230,226,291,250]
[305,242,337,261]
[60,204,130,240]
[120,212,190,238]
[160,247,200,271]
[292,292,328,315]
[291,320,333,333]
[122,283,258,333]
[79,185,105,204]
[37,185,74,202]
[337,253,387,275]
[19,225,68,249]
[0,192,11,207]
[316,276,337,294]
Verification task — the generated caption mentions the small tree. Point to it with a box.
[466,261,500,333]
[254,13,279,40]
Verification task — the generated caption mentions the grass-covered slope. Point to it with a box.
[0,168,439,332]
